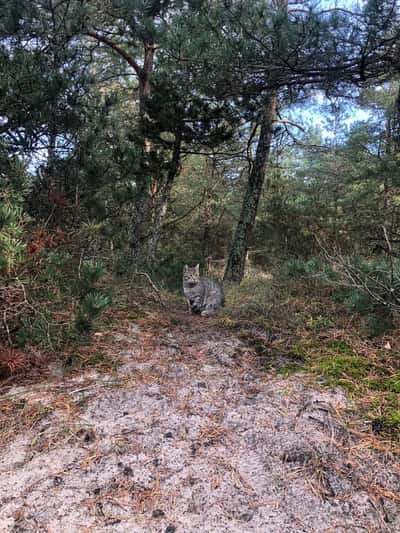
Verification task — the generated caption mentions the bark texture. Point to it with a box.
[130,41,155,265]
[224,94,277,282]
[148,127,182,263]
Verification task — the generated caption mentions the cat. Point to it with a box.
[183,264,225,316]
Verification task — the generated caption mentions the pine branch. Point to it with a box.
[86,31,143,79]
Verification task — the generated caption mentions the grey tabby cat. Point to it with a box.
[183,264,225,316]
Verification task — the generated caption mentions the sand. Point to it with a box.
[1,312,399,532]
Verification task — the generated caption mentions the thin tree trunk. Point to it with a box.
[393,84,400,153]
[202,158,216,262]
[224,94,277,282]
[148,126,182,263]
[130,42,155,264]
[203,192,212,262]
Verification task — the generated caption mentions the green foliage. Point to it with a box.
[364,313,394,338]
[327,256,400,335]
[325,340,353,354]
[374,411,400,435]
[0,168,111,349]
[284,257,324,278]
[41,252,72,292]
[306,315,334,331]
[75,291,112,333]
[78,261,107,295]
[0,155,30,277]
[279,251,400,336]
[0,207,26,276]
[15,314,53,349]
[73,260,111,334]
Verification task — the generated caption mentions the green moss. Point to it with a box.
[333,378,358,392]
[367,375,400,393]
[325,340,354,354]
[288,342,309,361]
[312,355,370,387]
[373,410,400,435]
[384,376,400,393]
[384,411,400,428]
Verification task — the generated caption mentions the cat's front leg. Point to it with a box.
[186,298,193,314]
[191,295,202,313]
[201,304,216,317]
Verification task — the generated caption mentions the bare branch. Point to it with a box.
[86,31,143,78]
[133,272,166,308]
[273,119,305,132]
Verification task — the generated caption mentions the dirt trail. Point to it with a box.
[0,310,399,532]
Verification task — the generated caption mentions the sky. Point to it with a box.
[288,96,371,142]
[286,0,371,139]
[318,0,363,8]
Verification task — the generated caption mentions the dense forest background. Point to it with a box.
[2,0,400,404]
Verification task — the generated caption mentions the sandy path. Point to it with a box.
[0,311,399,532]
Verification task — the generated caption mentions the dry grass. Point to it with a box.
[0,397,52,449]
[221,271,400,444]
[198,420,227,447]
[29,423,96,454]
[83,476,163,517]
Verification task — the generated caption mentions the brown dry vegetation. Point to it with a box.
[222,271,400,443]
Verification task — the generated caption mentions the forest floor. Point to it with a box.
[1,292,400,532]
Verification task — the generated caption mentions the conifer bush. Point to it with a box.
[281,253,399,336]
[0,158,112,364]
[74,260,111,333]
[327,255,399,336]
[75,291,112,333]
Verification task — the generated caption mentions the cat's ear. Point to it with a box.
[195,264,200,275]
[184,264,188,271]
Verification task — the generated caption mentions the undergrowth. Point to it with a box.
[221,264,400,440]
[0,174,112,377]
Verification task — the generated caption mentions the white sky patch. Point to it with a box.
[343,108,370,125]
[286,91,372,141]
[318,0,364,8]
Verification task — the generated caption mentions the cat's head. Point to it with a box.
[183,264,200,284]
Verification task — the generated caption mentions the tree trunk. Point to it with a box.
[130,42,155,265]
[148,126,182,264]
[202,158,216,263]
[393,84,400,153]
[202,192,212,263]
[84,31,160,265]
[224,94,277,282]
